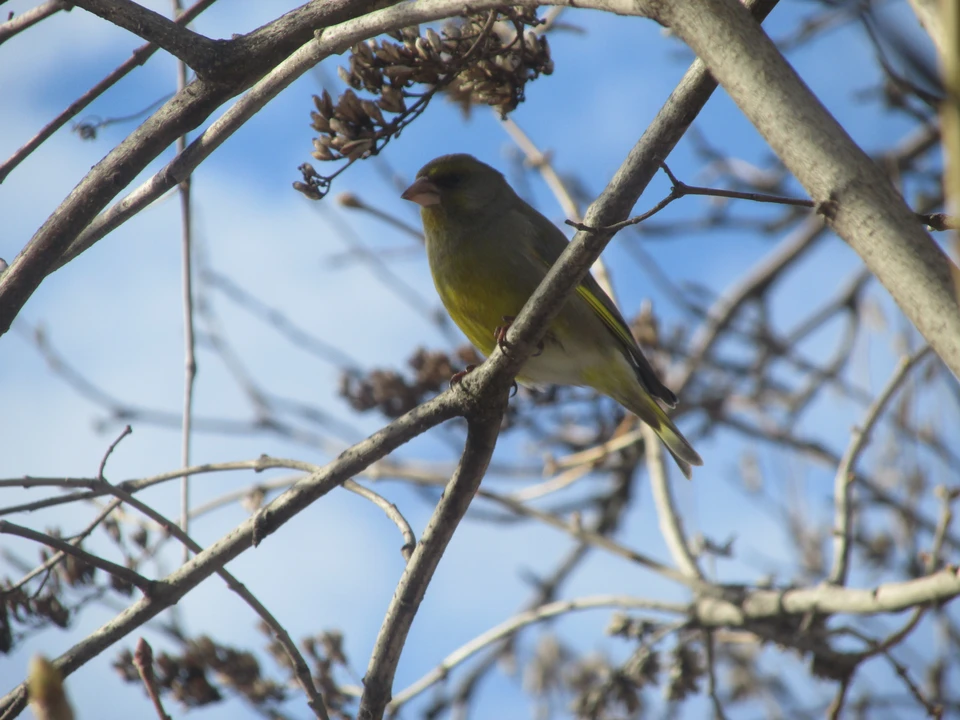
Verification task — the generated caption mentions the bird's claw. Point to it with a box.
[450,364,477,388]
[494,316,515,353]
[495,316,545,357]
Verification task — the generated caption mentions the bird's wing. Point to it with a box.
[517,206,678,407]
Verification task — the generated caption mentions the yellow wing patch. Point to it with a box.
[573,283,637,353]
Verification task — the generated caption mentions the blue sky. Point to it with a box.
[1,0,956,718]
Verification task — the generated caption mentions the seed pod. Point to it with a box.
[310,112,331,133]
[337,65,352,86]
[315,90,335,119]
[340,138,373,160]
[328,117,355,139]
[311,144,334,162]
[362,100,385,126]
[415,36,432,61]
[378,86,406,113]
[425,28,442,53]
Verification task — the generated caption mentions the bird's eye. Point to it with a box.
[433,173,462,189]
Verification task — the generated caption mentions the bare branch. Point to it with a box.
[0,393,458,718]
[656,0,960,377]
[358,412,505,720]
[342,480,416,561]
[0,0,72,47]
[0,0,221,185]
[0,520,153,594]
[643,423,703,579]
[829,346,932,586]
[389,594,688,711]
[70,0,219,69]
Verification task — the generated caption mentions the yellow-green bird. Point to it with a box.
[402,154,703,478]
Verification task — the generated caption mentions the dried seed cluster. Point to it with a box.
[339,346,479,418]
[301,9,552,197]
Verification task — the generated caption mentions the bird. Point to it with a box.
[401,153,702,478]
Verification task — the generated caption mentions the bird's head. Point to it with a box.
[401,154,509,220]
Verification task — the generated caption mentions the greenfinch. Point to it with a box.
[402,154,702,478]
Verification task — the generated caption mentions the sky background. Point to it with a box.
[1,0,956,718]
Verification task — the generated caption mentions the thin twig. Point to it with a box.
[389,594,688,710]
[703,630,729,720]
[829,346,932,585]
[172,0,197,566]
[0,0,220,184]
[133,638,172,720]
[0,520,154,594]
[0,0,71,47]
[342,480,416,561]
[92,474,332,719]
[643,423,703,579]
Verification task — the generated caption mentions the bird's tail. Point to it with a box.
[616,389,703,480]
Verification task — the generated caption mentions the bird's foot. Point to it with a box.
[450,363,518,397]
[450,364,477,387]
[494,315,545,357]
[494,316,515,353]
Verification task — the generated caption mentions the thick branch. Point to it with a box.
[71,0,219,70]
[655,0,960,378]
[358,412,505,719]
[0,0,397,336]
[695,569,960,623]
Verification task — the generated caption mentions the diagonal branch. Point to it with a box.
[0,0,72,47]
[0,392,458,719]
[654,0,960,378]
[358,412,505,719]
[71,0,220,70]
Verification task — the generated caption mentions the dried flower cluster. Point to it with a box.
[113,636,284,709]
[339,346,479,417]
[298,9,552,199]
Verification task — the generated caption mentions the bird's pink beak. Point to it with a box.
[401,177,441,207]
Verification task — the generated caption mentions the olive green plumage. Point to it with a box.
[402,154,703,478]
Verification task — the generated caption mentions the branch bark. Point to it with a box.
[654,0,960,378]
[357,413,504,719]
[71,0,220,70]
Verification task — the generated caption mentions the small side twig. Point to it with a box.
[343,479,416,561]
[829,346,932,586]
[0,520,154,594]
[702,630,729,720]
[642,423,703,579]
[0,0,71,47]
[133,638,172,720]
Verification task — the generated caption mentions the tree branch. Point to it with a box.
[655,0,960,378]
[0,0,71,47]
[828,346,932,586]
[71,0,220,70]
[0,393,458,718]
[357,412,505,719]
[0,519,154,594]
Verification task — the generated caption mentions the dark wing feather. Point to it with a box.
[517,203,678,407]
